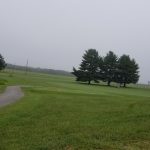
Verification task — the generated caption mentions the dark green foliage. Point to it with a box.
[0,54,6,71]
[115,55,139,87]
[102,51,118,86]
[96,56,104,81]
[73,50,140,87]
[72,49,99,84]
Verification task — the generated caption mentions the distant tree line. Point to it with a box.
[6,64,72,76]
[0,53,72,76]
[72,49,139,87]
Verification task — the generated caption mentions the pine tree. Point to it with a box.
[72,49,99,84]
[102,51,118,86]
[116,55,139,87]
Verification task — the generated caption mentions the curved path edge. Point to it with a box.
[0,86,24,107]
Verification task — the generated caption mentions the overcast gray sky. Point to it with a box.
[0,0,150,83]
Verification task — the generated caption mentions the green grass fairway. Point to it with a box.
[0,71,150,150]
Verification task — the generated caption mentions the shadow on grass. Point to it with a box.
[78,82,116,87]
[74,81,138,89]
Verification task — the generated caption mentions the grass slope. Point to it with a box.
[0,71,150,150]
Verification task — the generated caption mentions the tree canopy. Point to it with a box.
[115,55,139,87]
[72,49,140,87]
[102,51,118,86]
[0,54,6,71]
[72,49,99,84]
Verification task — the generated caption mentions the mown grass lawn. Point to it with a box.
[0,71,150,150]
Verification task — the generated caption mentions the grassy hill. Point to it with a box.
[0,70,150,149]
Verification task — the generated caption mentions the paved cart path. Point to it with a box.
[0,86,24,107]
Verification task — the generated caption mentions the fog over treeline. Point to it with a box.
[6,63,72,76]
[0,0,150,83]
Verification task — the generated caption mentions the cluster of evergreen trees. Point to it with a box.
[72,49,139,87]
